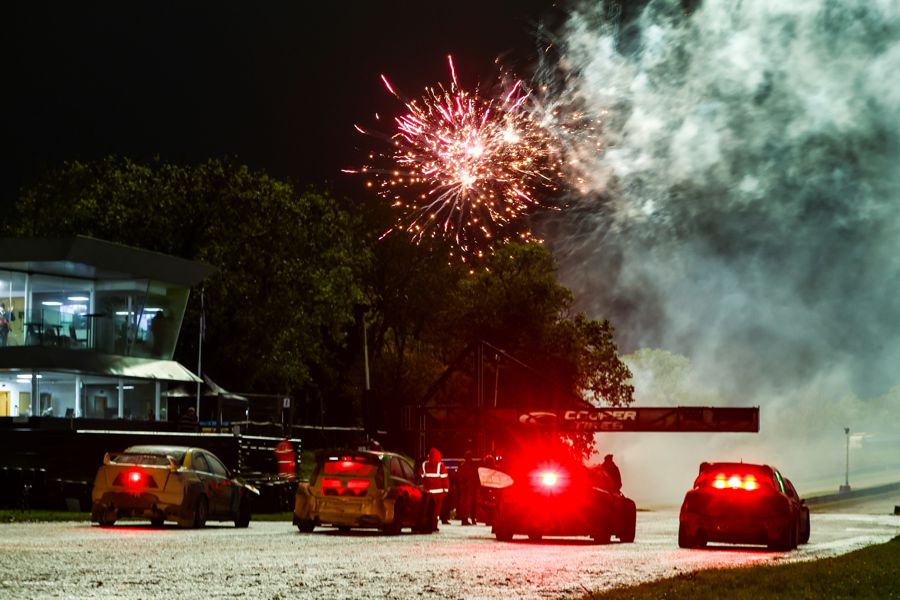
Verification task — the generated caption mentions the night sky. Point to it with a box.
[9,2,564,201]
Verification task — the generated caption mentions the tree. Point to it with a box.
[355,237,633,456]
[10,157,369,401]
[456,243,634,409]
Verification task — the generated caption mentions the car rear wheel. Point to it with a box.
[619,499,637,543]
[494,524,513,542]
[296,519,315,533]
[383,499,404,535]
[235,496,251,528]
[413,498,437,534]
[677,523,694,548]
[799,510,810,544]
[592,517,610,544]
[769,519,797,551]
[191,496,208,529]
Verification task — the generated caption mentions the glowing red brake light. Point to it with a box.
[712,473,760,491]
[540,472,559,487]
[321,477,370,497]
[114,469,154,489]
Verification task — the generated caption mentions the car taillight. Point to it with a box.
[321,477,370,497]
[346,479,370,492]
[321,478,342,493]
[540,472,559,487]
[529,464,568,494]
[712,474,759,491]
[113,469,157,489]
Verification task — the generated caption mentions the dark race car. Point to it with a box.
[491,454,636,543]
[678,461,811,550]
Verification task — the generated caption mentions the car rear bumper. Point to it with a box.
[92,490,183,521]
[296,495,391,528]
[681,511,792,545]
[495,498,601,536]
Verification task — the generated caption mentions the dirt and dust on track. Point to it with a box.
[0,497,898,600]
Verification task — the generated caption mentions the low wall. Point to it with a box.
[0,418,299,512]
[805,481,900,505]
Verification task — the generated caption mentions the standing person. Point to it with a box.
[178,406,199,432]
[456,451,479,526]
[602,454,622,493]
[0,303,10,347]
[275,437,296,480]
[420,447,449,530]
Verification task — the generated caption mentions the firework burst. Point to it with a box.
[346,56,581,261]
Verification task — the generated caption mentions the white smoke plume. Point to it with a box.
[537,0,900,503]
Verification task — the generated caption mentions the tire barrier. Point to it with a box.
[46,478,93,512]
[0,466,48,510]
[249,478,295,513]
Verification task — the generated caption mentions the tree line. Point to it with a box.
[7,157,633,455]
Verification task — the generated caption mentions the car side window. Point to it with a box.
[192,452,210,473]
[399,459,416,482]
[206,454,229,478]
[389,457,405,479]
[773,470,786,494]
[784,478,799,500]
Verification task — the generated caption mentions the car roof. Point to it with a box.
[698,462,777,476]
[316,448,411,463]
[124,445,193,455]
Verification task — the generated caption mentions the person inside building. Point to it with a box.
[178,406,199,432]
[420,447,449,530]
[0,303,11,347]
[601,453,622,493]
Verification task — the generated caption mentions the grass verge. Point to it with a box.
[0,510,90,523]
[584,535,900,600]
[0,509,294,523]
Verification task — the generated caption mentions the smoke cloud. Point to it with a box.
[539,0,900,503]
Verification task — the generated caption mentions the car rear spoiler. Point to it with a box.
[103,452,181,472]
[315,448,383,464]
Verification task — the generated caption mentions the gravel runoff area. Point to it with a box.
[0,506,898,599]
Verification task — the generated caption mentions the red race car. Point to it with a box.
[678,461,810,550]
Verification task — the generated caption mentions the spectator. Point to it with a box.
[456,451,479,526]
[0,303,10,347]
[178,406,199,432]
[420,447,449,530]
[602,453,622,493]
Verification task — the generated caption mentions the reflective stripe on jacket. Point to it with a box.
[421,460,449,494]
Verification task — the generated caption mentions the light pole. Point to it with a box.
[840,427,851,493]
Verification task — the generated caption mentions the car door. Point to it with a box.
[205,452,239,518]
[191,451,227,518]
[398,457,424,518]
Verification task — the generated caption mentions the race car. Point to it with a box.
[91,445,259,528]
[490,454,637,543]
[293,449,437,534]
[678,461,811,550]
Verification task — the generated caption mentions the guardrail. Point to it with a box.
[805,481,900,505]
